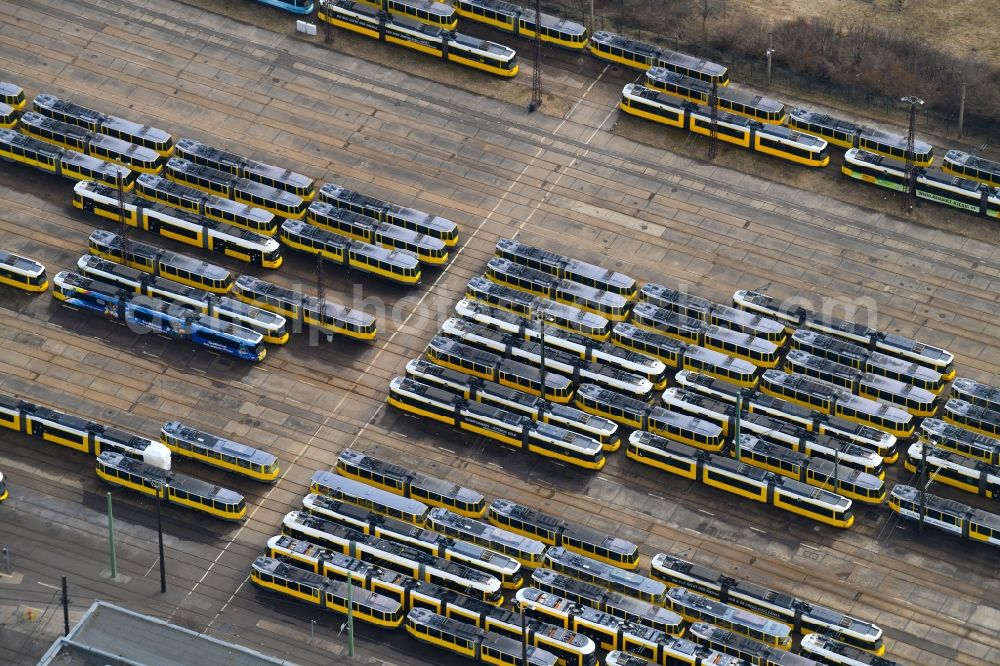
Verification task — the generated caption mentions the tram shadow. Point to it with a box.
[79,484,243,545]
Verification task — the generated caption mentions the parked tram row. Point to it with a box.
[248,0,1000,221]
[382,236,1000,543]
[0,391,285,519]
[2,240,377,356]
[247,447,902,666]
[462,238,965,439]
[0,84,461,290]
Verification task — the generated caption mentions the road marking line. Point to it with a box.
[337,66,613,458]
[173,440,311,625]
[510,65,611,241]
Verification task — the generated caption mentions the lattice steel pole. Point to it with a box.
[117,171,129,265]
[732,392,741,459]
[707,81,719,160]
[918,437,928,535]
[534,307,549,401]
[315,255,327,342]
[528,0,542,112]
[901,95,923,214]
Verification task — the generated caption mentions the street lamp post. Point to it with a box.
[534,307,552,402]
[520,603,528,666]
[766,33,775,86]
[107,492,117,579]
[900,95,924,214]
[155,483,166,593]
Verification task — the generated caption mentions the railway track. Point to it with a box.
[0,0,998,664]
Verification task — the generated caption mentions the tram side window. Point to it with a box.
[971,523,998,539]
[706,470,761,495]
[257,572,274,584]
[924,508,946,523]
[780,494,835,518]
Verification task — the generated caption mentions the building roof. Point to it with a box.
[37,601,298,666]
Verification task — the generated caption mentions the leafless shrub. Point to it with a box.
[566,1,999,130]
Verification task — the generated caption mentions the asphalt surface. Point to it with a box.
[0,0,998,665]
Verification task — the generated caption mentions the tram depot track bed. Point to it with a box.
[0,0,998,664]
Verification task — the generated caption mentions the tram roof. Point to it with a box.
[244,159,313,187]
[236,178,304,205]
[349,239,421,268]
[683,345,758,372]
[93,110,171,142]
[641,283,710,310]
[451,32,516,56]
[23,401,92,432]
[789,107,864,133]
[910,441,998,475]
[177,137,243,169]
[614,322,687,349]
[169,470,245,503]
[739,435,810,465]
[891,483,973,515]
[489,256,560,286]
[591,31,662,58]
[338,449,485,505]
[467,399,539,426]
[428,508,546,553]
[645,70,780,111]
[491,499,635,552]
[55,270,126,299]
[137,173,205,202]
[689,625,818,665]
[576,382,649,410]
[311,200,378,226]
[34,93,106,124]
[546,547,660,590]
[162,422,276,465]
[320,182,389,210]
[920,418,999,446]
[22,111,94,140]
[430,334,502,364]
[0,249,44,273]
[311,470,430,514]
[787,349,860,376]
[861,126,932,154]
[758,124,828,148]
[296,295,373,329]
[649,406,724,437]
[0,128,64,158]
[666,587,791,635]
[920,166,994,194]
[497,238,635,290]
[947,399,1000,423]
[0,82,23,97]
[305,493,426,536]
[468,275,536,305]
[633,302,703,331]
[168,157,234,184]
[953,377,1000,402]
[97,451,170,485]
[945,149,1000,173]
[392,376,463,406]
